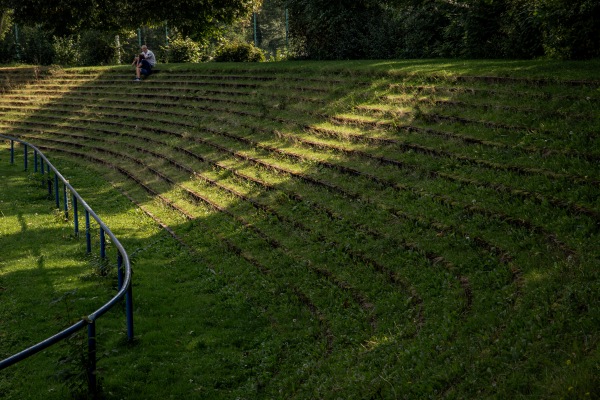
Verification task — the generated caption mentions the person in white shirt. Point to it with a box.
[141,45,156,66]
[131,45,156,67]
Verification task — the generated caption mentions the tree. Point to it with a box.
[0,0,257,39]
[0,9,12,40]
[537,0,600,59]
[284,0,599,60]
[286,0,392,59]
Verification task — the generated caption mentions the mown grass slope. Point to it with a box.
[0,60,599,399]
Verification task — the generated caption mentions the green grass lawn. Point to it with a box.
[0,59,599,399]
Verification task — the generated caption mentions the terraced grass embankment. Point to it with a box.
[0,62,598,399]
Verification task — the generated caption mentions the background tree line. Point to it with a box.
[0,0,598,65]
[285,0,600,60]
[0,0,263,65]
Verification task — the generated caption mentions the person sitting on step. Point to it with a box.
[133,53,152,81]
[131,45,156,68]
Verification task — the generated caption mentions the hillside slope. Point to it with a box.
[0,62,598,399]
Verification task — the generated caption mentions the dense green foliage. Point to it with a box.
[18,26,53,65]
[0,60,598,398]
[51,36,79,66]
[252,0,287,56]
[0,0,255,39]
[0,0,257,65]
[162,35,204,63]
[0,25,171,66]
[286,0,600,60]
[214,41,266,62]
[287,0,392,59]
[2,0,599,64]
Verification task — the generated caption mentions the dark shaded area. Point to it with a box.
[286,0,600,60]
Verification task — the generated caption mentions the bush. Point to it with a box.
[500,0,544,59]
[214,41,265,62]
[267,48,290,62]
[0,32,16,64]
[78,30,116,66]
[286,0,398,60]
[537,0,600,60]
[396,3,449,59]
[162,35,202,63]
[52,36,79,66]
[19,26,54,65]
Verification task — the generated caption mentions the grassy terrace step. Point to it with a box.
[2,115,596,262]
[2,91,596,171]
[2,94,597,213]
[1,61,599,399]
[4,77,596,158]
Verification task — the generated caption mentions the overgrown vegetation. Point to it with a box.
[162,34,204,63]
[2,1,600,65]
[286,0,600,60]
[214,41,265,62]
[0,60,598,399]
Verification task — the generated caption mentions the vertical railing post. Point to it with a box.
[117,253,123,290]
[100,228,106,259]
[126,285,134,340]
[87,321,97,396]
[73,194,79,236]
[63,183,69,219]
[54,174,59,209]
[47,166,52,197]
[34,150,38,173]
[23,144,27,171]
[85,210,91,253]
[40,159,45,188]
[10,140,14,164]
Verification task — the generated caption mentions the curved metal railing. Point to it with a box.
[0,135,134,393]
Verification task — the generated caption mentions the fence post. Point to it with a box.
[47,165,52,196]
[126,285,134,340]
[73,194,79,236]
[10,140,14,164]
[85,210,91,253]
[40,158,45,187]
[165,21,169,47]
[117,253,124,290]
[54,174,59,208]
[100,228,106,259]
[87,321,97,396]
[14,24,21,61]
[115,34,122,65]
[34,151,38,173]
[63,183,69,219]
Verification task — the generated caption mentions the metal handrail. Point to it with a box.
[0,135,134,393]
